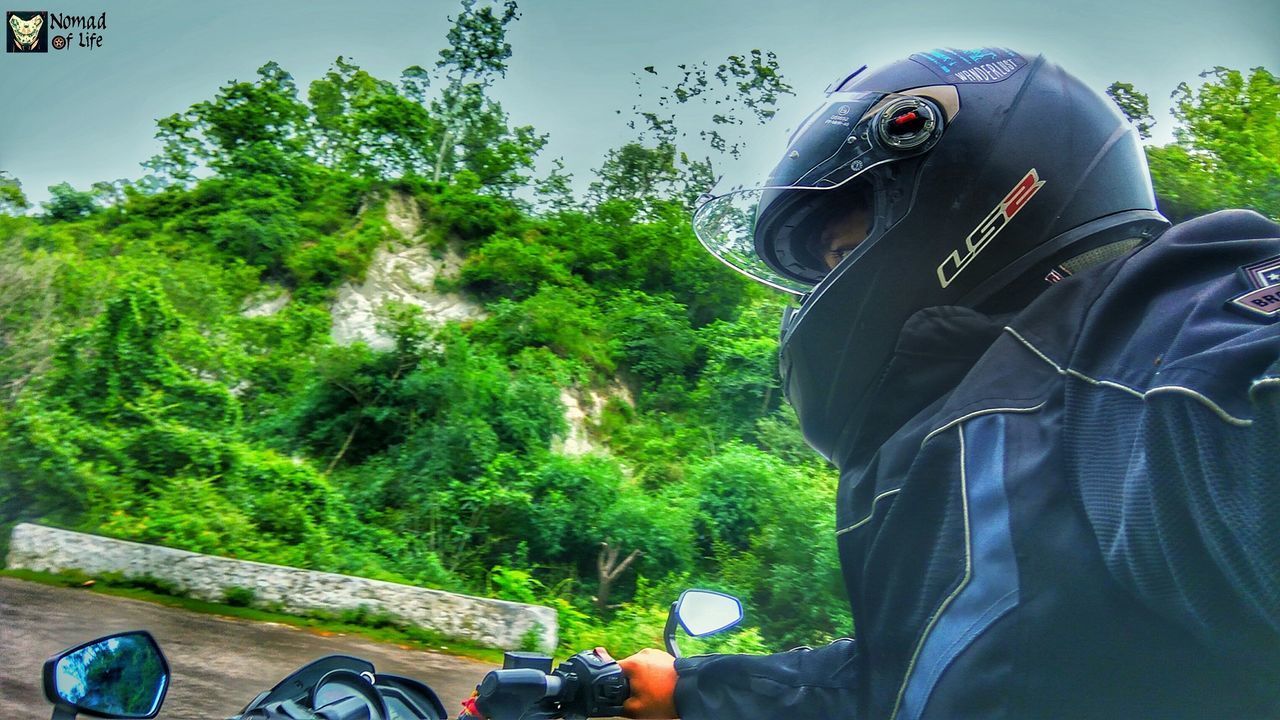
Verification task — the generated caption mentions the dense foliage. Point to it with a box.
[1110,66,1280,222]
[0,0,826,655]
[2,4,1275,658]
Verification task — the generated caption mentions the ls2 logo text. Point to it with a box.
[937,168,1046,288]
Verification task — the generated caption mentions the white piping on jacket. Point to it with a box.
[1003,326,1254,427]
[889,424,972,720]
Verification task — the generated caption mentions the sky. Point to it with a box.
[1,0,1277,206]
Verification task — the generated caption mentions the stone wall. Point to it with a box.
[6,523,556,650]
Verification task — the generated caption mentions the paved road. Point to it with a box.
[1,577,495,719]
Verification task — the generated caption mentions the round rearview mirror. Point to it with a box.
[44,631,170,719]
[675,589,744,637]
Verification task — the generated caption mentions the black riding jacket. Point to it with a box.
[673,210,1280,719]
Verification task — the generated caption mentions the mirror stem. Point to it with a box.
[663,601,681,659]
[51,704,77,720]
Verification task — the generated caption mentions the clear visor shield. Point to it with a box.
[693,91,944,294]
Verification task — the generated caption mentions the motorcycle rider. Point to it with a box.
[616,47,1280,718]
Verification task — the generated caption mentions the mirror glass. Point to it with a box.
[54,632,168,718]
[676,590,743,636]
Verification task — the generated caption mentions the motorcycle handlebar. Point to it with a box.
[474,650,628,720]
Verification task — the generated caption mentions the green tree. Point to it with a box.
[308,56,438,179]
[428,0,547,193]
[0,233,60,404]
[587,143,684,215]
[592,49,794,213]
[452,86,548,193]
[141,112,200,189]
[197,61,313,181]
[2,278,233,524]
[143,61,314,189]
[1143,67,1280,221]
[459,233,573,299]
[605,291,698,407]
[89,179,135,212]
[48,276,236,429]
[135,62,324,276]
[535,157,577,213]
[692,299,786,439]
[0,171,29,214]
[42,182,99,222]
[1107,81,1156,140]
[475,286,613,371]
[687,444,846,646]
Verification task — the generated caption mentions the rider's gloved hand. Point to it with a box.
[617,648,678,719]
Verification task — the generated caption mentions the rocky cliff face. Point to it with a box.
[330,191,485,351]
[329,244,483,350]
[239,190,624,457]
[240,286,290,317]
[553,384,634,457]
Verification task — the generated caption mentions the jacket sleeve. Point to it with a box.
[673,638,859,720]
[1088,356,1280,658]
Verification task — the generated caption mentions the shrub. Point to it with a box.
[223,586,256,607]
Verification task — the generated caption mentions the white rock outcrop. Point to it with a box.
[330,245,484,350]
[325,191,629,462]
[330,191,485,351]
[241,286,291,318]
[6,523,557,650]
[554,389,595,456]
[552,384,635,456]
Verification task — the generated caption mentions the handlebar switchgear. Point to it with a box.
[473,650,630,720]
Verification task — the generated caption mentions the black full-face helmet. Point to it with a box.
[693,48,1169,465]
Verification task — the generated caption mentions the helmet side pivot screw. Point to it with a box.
[877,97,940,150]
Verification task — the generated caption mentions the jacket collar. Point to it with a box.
[832,305,1007,468]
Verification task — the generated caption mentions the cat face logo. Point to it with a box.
[6,11,48,52]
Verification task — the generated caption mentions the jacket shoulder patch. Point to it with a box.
[1227,254,1280,322]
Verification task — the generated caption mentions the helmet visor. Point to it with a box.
[693,91,945,294]
[694,187,816,294]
